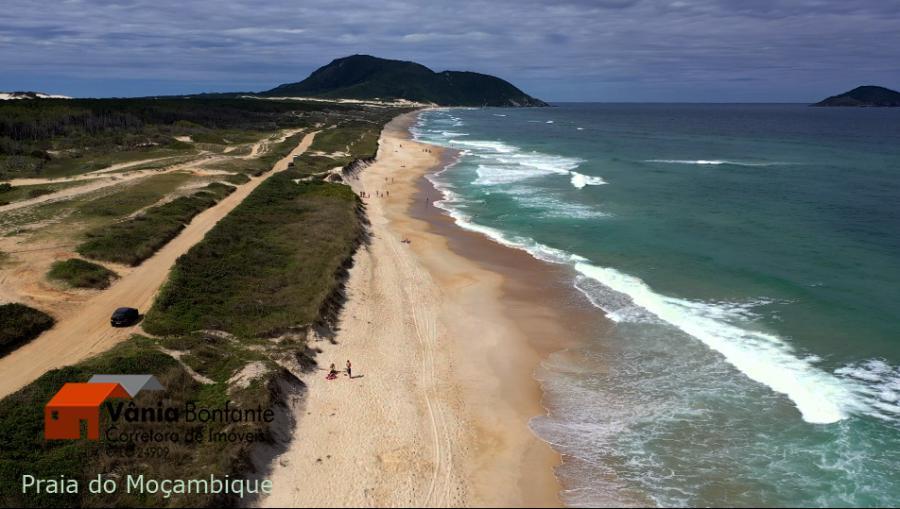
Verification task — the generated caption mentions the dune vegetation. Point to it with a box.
[47,258,118,289]
[0,303,54,357]
[77,182,236,266]
[0,104,407,507]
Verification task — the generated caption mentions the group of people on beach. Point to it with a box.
[327,360,352,380]
[359,177,396,200]
[359,190,389,199]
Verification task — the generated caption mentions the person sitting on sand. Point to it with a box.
[327,363,339,380]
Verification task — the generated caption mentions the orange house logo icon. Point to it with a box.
[44,374,164,440]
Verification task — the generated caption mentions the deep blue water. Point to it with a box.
[412,104,900,507]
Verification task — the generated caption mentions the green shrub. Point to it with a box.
[144,176,362,338]
[76,173,192,218]
[25,188,53,199]
[47,258,118,289]
[0,303,54,356]
[224,173,250,185]
[0,333,285,507]
[77,183,235,266]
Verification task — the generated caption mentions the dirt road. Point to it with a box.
[0,156,215,214]
[0,130,303,215]
[0,131,317,399]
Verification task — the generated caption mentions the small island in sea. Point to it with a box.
[813,85,900,107]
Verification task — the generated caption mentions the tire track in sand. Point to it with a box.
[385,183,456,508]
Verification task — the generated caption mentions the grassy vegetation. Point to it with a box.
[0,303,54,357]
[77,182,235,266]
[74,172,193,218]
[0,97,334,180]
[143,177,363,337]
[0,105,403,507]
[0,140,372,505]
[287,116,389,178]
[47,258,118,289]
[223,173,250,185]
[25,146,199,180]
[288,154,344,178]
[310,121,381,158]
[205,131,308,179]
[0,181,87,206]
[0,333,294,507]
[96,153,199,175]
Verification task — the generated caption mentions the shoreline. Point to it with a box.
[260,110,594,506]
[406,114,610,505]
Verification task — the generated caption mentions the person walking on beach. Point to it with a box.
[346,360,352,379]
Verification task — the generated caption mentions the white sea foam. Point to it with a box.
[449,139,518,153]
[495,153,582,173]
[474,164,547,185]
[570,172,607,189]
[418,110,897,427]
[428,174,589,266]
[572,262,867,424]
[644,159,786,167]
[450,138,605,191]
[506,188,610,219]
[836,360,900,422]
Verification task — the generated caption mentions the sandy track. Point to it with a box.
[0,130,301,215]
[0,131,317,399]
[0,156,215,214]
[85,155,187,175]
[4,156,203,188]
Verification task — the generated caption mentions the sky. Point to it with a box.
[1,0,899,102]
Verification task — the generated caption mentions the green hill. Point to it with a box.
[813,85,900,107]
[262,55,547,107]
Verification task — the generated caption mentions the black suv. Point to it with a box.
[110,307,140,327]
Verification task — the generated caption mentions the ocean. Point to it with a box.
[411,104,900,507]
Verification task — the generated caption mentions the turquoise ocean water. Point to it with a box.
[411,104,900,507]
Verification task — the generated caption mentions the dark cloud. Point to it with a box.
[0,0,898,100]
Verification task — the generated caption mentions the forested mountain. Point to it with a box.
[263,55,547,107]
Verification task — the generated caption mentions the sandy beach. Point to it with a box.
[260,112,591,507]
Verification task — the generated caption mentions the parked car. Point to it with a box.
[110,307,140,327]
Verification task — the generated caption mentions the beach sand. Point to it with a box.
[260,112,591,507]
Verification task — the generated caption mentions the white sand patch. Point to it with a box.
[0,92,72,100]
[228,361,270,389]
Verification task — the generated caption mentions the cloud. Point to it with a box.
[0,0,898,100]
